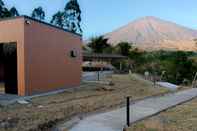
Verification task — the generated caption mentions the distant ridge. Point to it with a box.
[105,16,197,51]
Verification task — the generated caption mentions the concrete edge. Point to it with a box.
[60,89,197,130]
[128,93,197,127]
[56,90,175,130]
[0,86,79,106]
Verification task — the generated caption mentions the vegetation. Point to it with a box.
[50,11,64,28]
[87,35,197,85]
[87,36,133,55]
[127,98,197,131]
[9,7,19,17]
[115,42,132,56]
[51,0,82,34]
[129,50,197,85]
[64,0,82,33]
[0,0,19,18]
[87,36,112,53]
[0,74,169,131]
[0,0,82,34]
[31,6,45,20]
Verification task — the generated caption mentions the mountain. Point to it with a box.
[105,16,197,51]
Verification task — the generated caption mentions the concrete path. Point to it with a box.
[82,71,113,81]
[69,88,197,131]
[0,93,21,105]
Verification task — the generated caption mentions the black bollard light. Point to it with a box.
[126,96,130,127]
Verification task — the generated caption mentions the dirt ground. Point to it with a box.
[127,97,197,131]
[0,74,169,131]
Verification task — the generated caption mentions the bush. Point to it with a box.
[130,50,197,85]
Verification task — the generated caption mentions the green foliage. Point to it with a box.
[65,0,82,34]
[111,59,129,71]
[31,6,45,20]
[131,50,197,85]
[0,0,19,18]
[0,0,14,18]
[9,7,19,17]
[0,0,7,17]
[51,0,82,34]
[50,11,64,28]
[87,36,112,53]
[115,42,132,56]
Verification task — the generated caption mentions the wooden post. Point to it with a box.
[97,71,100,81]
[120,62,122,71]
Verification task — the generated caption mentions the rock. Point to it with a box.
[17,100,29,104]
[38,105,44,108]
[97,86,114,91]
[109,81,115,86]
[0,121,10,128]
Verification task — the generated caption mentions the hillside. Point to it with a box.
[105,16,197,51]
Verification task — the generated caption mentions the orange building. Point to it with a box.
[0,16,82,96]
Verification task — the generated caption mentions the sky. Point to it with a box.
[4,0,197,39]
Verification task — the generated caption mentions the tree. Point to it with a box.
[116,42,132,56]
[51,0,82,34]
[9,7,19,16]
[31,6,45,20]
[0,0,10,18]
[50,11,64,28]
[88,36,112,53]
[64,0,82,34]
[0,0,5,17]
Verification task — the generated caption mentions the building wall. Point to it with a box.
[0,18,26,95]
[24,18,82,95]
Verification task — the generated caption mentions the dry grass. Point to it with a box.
[0,83,5,93]
[0,74,169,131]
[127,98,197,131]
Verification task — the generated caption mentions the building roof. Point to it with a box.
[0,15,82,37]
[83,53,127,60]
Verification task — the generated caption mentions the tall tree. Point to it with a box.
[0,0,5,17]
[0,0,10,18]
[31,6,45,20]
[64,0,82,34]
[51,0,82,34]
[9,7,19,16]
[116,42,132,56]
[50,11,64,28]
[88,36,111,53]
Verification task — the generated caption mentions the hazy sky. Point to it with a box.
[4,0,197,39]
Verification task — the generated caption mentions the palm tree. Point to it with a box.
[88,36,112,53]
[31,6,45,20]
[116,42,132,56]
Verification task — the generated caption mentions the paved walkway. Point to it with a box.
[69,88,197,131]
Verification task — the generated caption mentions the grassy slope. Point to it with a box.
[127,97,197,131]
[0,74,169,131]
